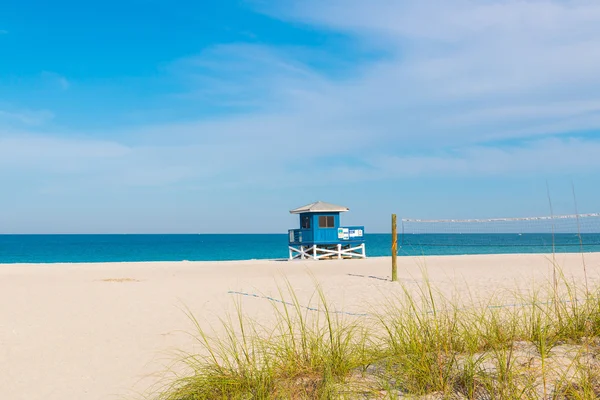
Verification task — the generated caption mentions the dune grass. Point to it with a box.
[156,280,372,399]
[153,267,600,400]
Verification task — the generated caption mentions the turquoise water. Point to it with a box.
[1,234,600,264]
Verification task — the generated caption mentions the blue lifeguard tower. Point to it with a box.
[288,201,366,260]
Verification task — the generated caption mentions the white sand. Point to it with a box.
[1,253,599,400]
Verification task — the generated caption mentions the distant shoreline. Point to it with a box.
[2,251,600,267]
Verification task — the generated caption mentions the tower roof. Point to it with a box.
[289,201,349,214]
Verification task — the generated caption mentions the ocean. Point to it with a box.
[1,233,600,264]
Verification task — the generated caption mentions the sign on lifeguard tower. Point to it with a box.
[287,201,366,260]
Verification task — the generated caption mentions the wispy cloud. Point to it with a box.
[0,109,55,126]
[41,71,70,90]
[365,137,600,178]
[3,0,600,222]
[251,0,600,146]
[0,29,8,35]
[167,44,329,110]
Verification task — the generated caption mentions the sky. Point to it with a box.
[1,0,600,234]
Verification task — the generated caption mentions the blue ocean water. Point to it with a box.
[1,233,600,264]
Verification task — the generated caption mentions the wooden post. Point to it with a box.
[392,214,398,282]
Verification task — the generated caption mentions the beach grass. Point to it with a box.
[153,267,600,400]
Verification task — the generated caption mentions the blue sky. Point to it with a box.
[1,0,600,233]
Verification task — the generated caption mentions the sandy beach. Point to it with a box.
[1,253,599,400]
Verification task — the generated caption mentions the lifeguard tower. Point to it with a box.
[288,201,366,260]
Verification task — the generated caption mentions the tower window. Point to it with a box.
[319,216,335,228]
[301,215,311,229]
